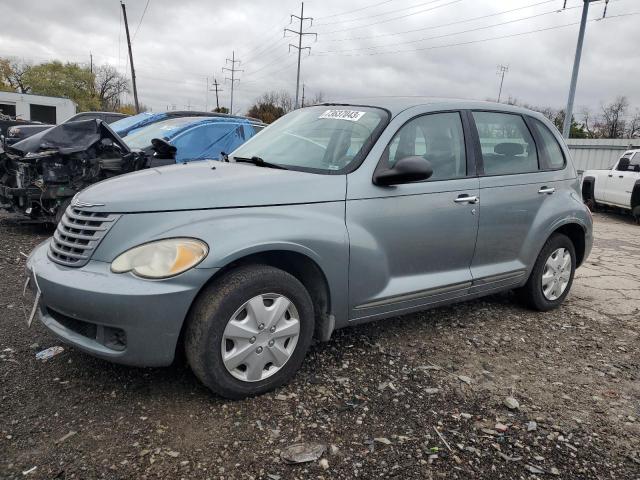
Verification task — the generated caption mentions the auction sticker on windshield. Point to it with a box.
[319,109,366,122]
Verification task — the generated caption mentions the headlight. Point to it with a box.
[111,238,208,279]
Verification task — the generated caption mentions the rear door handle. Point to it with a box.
[538,186,555,195]
[454,194,479,204]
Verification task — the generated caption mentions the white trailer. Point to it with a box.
[0,91,76,124]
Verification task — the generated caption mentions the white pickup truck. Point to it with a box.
[581,149,640,222]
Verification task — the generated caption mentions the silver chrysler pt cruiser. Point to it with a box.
[26,98,592,398]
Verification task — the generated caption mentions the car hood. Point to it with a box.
[75,161,346,213]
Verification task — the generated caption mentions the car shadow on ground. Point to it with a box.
[43,291,521,401]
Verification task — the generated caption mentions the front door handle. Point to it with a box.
[538,186,555,195]
[454,194,479,204]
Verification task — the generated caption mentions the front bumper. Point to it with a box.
[26,240,218,367]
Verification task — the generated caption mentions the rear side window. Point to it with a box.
[472,111,538,175]
[386,112,466,181]
[530,118,565,170]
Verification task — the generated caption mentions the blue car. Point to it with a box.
[121,115,266,164]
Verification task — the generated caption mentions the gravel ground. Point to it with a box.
[1,212,639,479]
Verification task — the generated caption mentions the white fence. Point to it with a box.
[566,138,640,172]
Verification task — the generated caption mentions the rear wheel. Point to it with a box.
[517,233,576,311]
[185,264,314,399]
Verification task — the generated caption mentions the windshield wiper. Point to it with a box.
[233,156,288,170]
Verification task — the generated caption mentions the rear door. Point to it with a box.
[346,110,480,321]
[468,111,563,291]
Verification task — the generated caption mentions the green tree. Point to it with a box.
[247,102,285,124]
[23,61,99,111]
[213,106,229,114]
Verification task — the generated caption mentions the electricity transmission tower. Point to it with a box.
[562,0,609,138]
[496,64,509,103]
[285,2,317,109]
[223,51,242,114]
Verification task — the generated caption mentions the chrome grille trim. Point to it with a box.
[48,206,120,267]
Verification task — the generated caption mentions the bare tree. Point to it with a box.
[626,110,640,138]
[311,91,325,105]
[0,58,32,93]
[94,65,129,111]
[601,96,629,139]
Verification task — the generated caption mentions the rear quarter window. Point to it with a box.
[530,118,566,170]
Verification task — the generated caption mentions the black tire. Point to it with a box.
[184,264,314,399]
[516,233,576,311]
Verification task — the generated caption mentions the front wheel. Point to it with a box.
[185,264,314,399]
[516,233,576,311]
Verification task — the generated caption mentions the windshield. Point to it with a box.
[110,112,158,136]
[123,117,201,149]
[230,105,388,173]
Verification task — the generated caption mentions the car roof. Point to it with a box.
[321,96,546,119]
[165,110,265,124]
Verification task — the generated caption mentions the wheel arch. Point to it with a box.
[581,175,596,203]
[631,180,640,212]
[186,246,334,346]
[550,222,587,267]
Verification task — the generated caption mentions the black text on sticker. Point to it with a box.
[319,109,366,122]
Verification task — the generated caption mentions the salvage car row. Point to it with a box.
[0,111,265,222]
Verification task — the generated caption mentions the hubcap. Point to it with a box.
[541,247,572,301]
[221,293,300,382]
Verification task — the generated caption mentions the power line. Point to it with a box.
[496,64,509,102]
[315,0,395,20]
[222,50,242,114]
[313,11,638,57]
[285,2,317,109]
[316,4,583,54]
[323,0,558,42]
[133,0,151,40]
[315,0,447,26]
[316,0,462,35]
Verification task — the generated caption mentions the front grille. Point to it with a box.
[48,206,120,267]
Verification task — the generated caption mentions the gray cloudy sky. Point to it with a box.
[0,0,638,117]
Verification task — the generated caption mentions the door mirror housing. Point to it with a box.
[373,156,433,186]
[617,157,630,172]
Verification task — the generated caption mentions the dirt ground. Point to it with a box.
[1,212,638,480]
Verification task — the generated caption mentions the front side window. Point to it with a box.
[230,106,387,173]
[530,118,565,170]
[473,111,538,175]
[384,112,466,181]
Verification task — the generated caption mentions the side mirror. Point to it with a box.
[373,156,433,186]
[617,157,630,171]
[151,138,177,160]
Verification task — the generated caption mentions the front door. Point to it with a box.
[346,111,480,322]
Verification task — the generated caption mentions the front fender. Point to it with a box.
[93,202,350,327]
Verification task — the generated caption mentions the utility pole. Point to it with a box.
[562,0,602,138]
[120,2,140,113]
[496,64,509,103]
[210,78,223,111]
[285,3,316,109]
[89,52,93,75]
[222,51,242,114]
[301,83,305,107]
